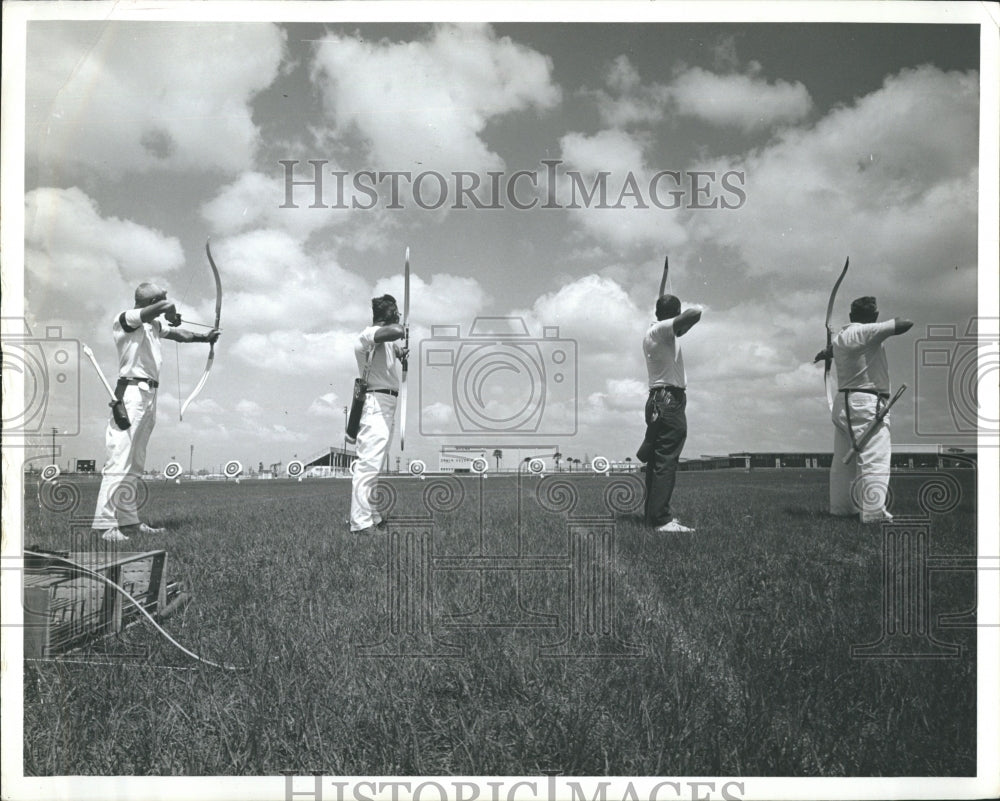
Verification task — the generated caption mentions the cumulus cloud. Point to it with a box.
[25,186,184,317]
[202,171,351,239]
[687,65,979,292]
[670,64,812,131]
[310,23,561,173]
[27,23,285,175]
[307,392,345,418]
[558,129,690,250]
[587,55,810,132]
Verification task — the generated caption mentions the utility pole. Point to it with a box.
[50,427,58,464]
[189,444,194,475]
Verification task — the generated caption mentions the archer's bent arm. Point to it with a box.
[893,318,914,336]
[163,327,221,345]
[674,308,702,338]
[373,323,405,343]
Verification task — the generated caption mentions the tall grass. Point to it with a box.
[22,469,977,776]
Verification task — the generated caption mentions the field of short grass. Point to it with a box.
[20,468,977,776]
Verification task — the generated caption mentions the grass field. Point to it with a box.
[20,468,977,777]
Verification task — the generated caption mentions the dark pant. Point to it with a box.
[642,389,688,526]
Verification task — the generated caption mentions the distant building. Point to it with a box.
[438,447,488,473]
[303,446,356,476]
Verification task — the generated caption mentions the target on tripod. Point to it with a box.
[591,456,610,475]
[40,464,61,482]
[224,460,243,479]
[287,460,304,479]
[163,462,183,480]
[527,458,546,475]
[409,459,427,478]
[471,457,489,475]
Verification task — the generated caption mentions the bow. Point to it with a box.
[399,246,410,451]
[179,239,222,420]
[817,257,849,411]
[24,549,241,670]
[658,254,670,296]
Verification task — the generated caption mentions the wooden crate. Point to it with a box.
[23,549,174,658]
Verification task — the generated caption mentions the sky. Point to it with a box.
[6,4,997,475]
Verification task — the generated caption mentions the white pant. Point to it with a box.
[349,392,397,531]
[829,391,891,521]
[92,384,157,529]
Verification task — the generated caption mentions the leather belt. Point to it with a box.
[121,377,159,389]
[368,388,398,397]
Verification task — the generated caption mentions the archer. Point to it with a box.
[90,282,220,542]
[347,293,409,534]
[816,295,912,523]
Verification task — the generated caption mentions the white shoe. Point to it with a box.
[862,511,894,524]
[654,520,696,533]
[138,523,166,535]
[101,528,129,542]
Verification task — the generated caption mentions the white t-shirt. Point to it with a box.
[643,318,686,389]
[833,320,896,392]
[355,325,401,392]
[115,309,167,380]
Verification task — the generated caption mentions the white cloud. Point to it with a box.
[558,129,690,250]
[202,171,353,238]
[27,23,285,175]
[231,329,360,375]
[687,65,979,292]
[310,23,561,173]
[307,392,345,418]
[25,187,184,317]
[593,56,672,128]
[670,65,812,131]
[202,230,372,331]
[236,399,265,417]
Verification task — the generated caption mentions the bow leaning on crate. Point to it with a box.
[24,550,243,670]
[815,257,850,411]
[178,239,223,421]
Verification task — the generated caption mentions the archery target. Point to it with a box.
[408,459,427,477]
[224,460,243,479]
[41,464,61,482]
[591,456,611,475]
[287,460,304,478]
[527,458,546,475]
[163,462,183,480]
[471,457,489,474]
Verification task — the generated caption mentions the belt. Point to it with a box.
[121,377,159,389]
[649,385,685,394]
[367,388,398,397]
[842,388,889,400]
